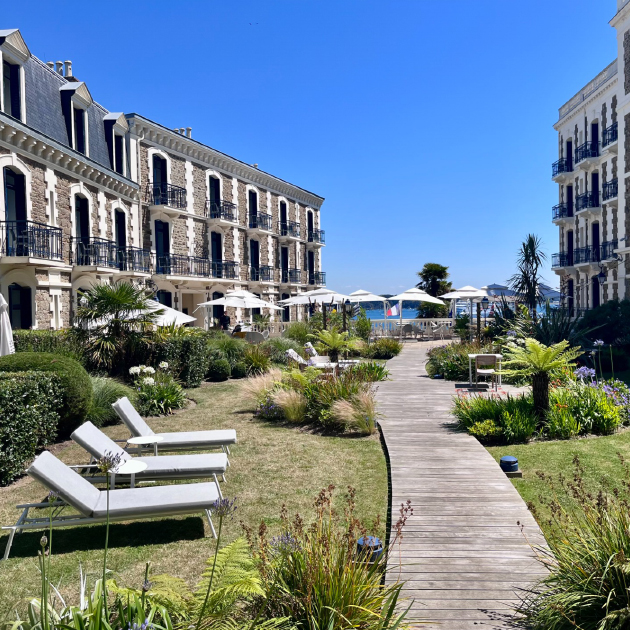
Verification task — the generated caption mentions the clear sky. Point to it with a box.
[2,0,620,294]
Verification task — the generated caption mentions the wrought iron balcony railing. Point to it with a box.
[281,268,302,283]
[601,239,619,260]
[205,200,237,222]
[249,213,273,231]
[603,121,618,147]
[279,221,300,238]
[551,252,572,268]
[575,140,599,164]
[574,246,600,264]
[576,191,600,211]
[552,157,572,177]
[71,237,118,268]
[552,202,573,220]
[307,228,325,244]
[308,271,326,285]
[210,260,239,280]
[156,253,210,277]
[118,246,152,273]
[145,182,187,209]
[603,178,618,201]
[0,220,63,260]
[249,265,273,282]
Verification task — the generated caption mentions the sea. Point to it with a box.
[360,308,429,320]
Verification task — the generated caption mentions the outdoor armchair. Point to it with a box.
[2,450,220,560]
[475,354,498,390]
[71,421,228,493]
[112,397,236,462]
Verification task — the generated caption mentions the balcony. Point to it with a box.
[249,265,273,283]
[552,157,573,181]
[601,239,619,261]
[281,268,302,284]
[603,122,618,152]
[552,202,573,221]
[155,253,211,278]
[603,178,618,204]
[279,220,300,240]
[307,228,325,246]
[145,182,187,217]
[552,252,572,268]
[71,239,153,274]
[576,191,600,213]
[205,200,238,224]
[574,246,600,265]
[574,141,599,168]
[248,213,273,233]
[308,271,326,286]
[209,260,239,280]
[0,220,63,262]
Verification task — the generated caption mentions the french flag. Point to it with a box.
[387,303,399,317]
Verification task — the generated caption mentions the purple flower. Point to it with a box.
[506,330,517,337]
[574,366,596,381]
[212,497,237,519]
[271,532,300,554]
[594,339,605,347]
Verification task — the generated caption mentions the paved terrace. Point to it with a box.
[377,342,547,629]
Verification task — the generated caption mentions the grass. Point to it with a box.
[0,379,387,618]
[487,428,630,532]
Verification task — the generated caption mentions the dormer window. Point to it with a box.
[103,113,129,176]
[2,60,20,120]
[114,134,124,174]
[60,82,93,156]
[73,107,86,154]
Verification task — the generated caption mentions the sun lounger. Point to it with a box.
[2,451,220,560]
[71,421,228,493]
[112,397,237,462]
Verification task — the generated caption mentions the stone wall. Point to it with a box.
[222,174,234,203]
[237,181,247,225]
[192,164,206,216]
[22,156,47,223]
[171,217,188,256]
[625,31,630,95]
[35,288,50,329]
[194,220,208,257]
[54,173,72,265]
[613,95,618,124]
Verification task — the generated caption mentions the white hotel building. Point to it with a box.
[551,0,630,312]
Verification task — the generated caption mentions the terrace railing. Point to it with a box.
[603,178,618,201]
[552,157,572,177]
[279,220,300,238]
[601,239,619,260]
[552,252,572,268]
[145,182,187,209]
[308,271,326,285]
[156,253,210,276]
[603,121,618,147]
[576,191,600,211]
[575,140,599,164]
[281,268,302,283]
[210,260,239,279]
[552,202,572,220]
[308,228,325,244]
[249,265,273,282]
[574,246,600,264]
[205,200,237,222]
[0,220,63,260]
[249,213,273,231]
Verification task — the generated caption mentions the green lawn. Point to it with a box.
[487,429,630,532]
[0,380,387,619]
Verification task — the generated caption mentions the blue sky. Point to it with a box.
[3,0,619,294]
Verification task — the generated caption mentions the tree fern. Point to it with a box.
[192,538,264,619]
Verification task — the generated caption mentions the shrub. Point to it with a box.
[0,372,62,486]
[231,362,248,379]
[354,308,372,342]
[500,408,538,443]
[349,361,389,382]
[468,419,503,443]
[86,377,135,427]
[272,389,307,423]
[130,364,187,415]
[331,389,379,435]
[206,335,247,368]
[304,370,367,428]
[283,321,310,345]
[207,358,231,382]
[254,394,285,421]
[260,337,304,366]
[243,345,271,375]
[0,352,92,436]
[154,334,207,387]
[241,369,283,406]
[12,329,83,362]
[366,338,402,360]
[427,341,493,380]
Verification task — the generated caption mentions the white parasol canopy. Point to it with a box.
[143,300,196,326]
[439,285,488,300]
[0,294,15,356]
[481,284,517,300]
[279,288,351,306]
[349,289,387,302]
[389,287,445,305]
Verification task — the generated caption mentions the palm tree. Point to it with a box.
[509,234,547,321]
[74,282,161,371]
[416,262,452,318]
[502,338,583,417]
[311,328,356,363]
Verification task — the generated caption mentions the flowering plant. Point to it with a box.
[129,364,186,416]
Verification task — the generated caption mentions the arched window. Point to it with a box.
[209,176,221,214]
[8,283,32,329]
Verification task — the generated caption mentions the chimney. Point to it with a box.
[55,61,63,74]
[186,127,192,138]
[179,128,185,135]
[174,128,180,133]
[46,61,54,70]
[64,60,72,78]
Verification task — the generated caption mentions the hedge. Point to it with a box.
[207,358,231,382]
[154,335,208,388]
[0,353,93,436]
[0,372,62,486]
[13,329,84,363]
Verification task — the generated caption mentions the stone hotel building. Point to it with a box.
[0,28,325,330]
[550,0,630,312]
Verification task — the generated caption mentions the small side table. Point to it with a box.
[127,435,164,457]
[109,459,148,489]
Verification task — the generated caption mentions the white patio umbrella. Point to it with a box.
[481,283,516,299]
[143,300,196,326]
[0,294,15,356]
[349,289,388,320]
[196,295,283,310]
[279,289,351,306]
[439,285,487,327]
[388,287,445,327]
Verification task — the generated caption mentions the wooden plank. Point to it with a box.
[377,342,546,628]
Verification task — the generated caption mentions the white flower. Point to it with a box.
[159,361,169,370]
[142,377,155,386]
[129,366,141,376]
[143,366,155,375]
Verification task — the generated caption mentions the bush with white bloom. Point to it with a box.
[142,377,155,386]
[129,366,141,376]
[159,361,169,370]
[127,362,186,416]
[143,366,155,375]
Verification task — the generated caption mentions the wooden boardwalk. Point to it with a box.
[377,342,547,629]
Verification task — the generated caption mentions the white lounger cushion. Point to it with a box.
[112,397,237,449]
[71,422,228,477]
[28,451,219,519]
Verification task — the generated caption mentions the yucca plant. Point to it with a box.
[502,338,583,416]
